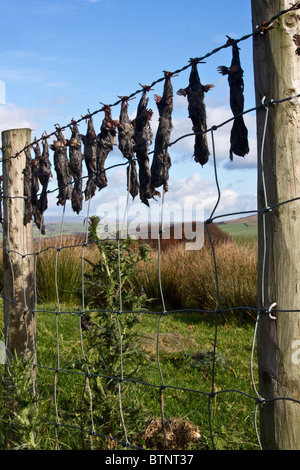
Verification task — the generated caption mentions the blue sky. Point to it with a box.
[0,0,258,226]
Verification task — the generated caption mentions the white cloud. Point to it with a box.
[169,116,194,159]
[165,172,219,219]
[38,148,257,228]
[164,102,257,169]
[223,136,257,170]
[0,50,58,63]
[152,172,255,222]
[42,162,257,227]
[0,97,256,228]
[0,67,40,84]
[44,82,72,90]
[0,103,37,142]
[0,101,74,147]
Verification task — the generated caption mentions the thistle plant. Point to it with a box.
[80,216,152,448]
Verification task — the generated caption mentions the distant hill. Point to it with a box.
[30,219,230,251]
[216,214,257,242]
[17,214,258,246]
[217,214,257,226]
[34,221,86,238]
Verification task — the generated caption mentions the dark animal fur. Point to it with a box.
[81,117,97,201]
[51,128,73,206]
[23,146,33,225]
[151,71,174,192]
[177,60,213,166]
[31,157,45,234]
[36,140,52,215]
[95,106,118,190]
[32,140,51,234]
[293,34,300,55]
[68,121,83,214]
[118,99,139,199]
[133,85,159,206]
[218,38,249,160]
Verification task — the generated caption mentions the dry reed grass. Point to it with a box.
[34,234,99,304]
[1,225,257,322]
[134,239,258,321]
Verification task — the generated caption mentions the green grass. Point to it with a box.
[34,222,87,239]
[0,302,260,450]
[219,223,257,237]
[0,222,87,242]
[0,235,260,450]
[217,220,258,247]
[131,311,259,450]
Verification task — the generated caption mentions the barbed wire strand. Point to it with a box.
[1,2,299,163]
[1,94,299,220]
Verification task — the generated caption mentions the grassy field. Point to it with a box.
[34,221,87,238]
[0,224,260,450]
[217,215,258,246]
[33,216,259,246]
[1,304,259,450]
[24,307,259,450]
[1,215,257,244]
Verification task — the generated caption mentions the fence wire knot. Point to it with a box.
[262,96,275,109]
[256,396,266,406]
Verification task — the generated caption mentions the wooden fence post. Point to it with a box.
[251,0,300,450]
[2,128,36,365]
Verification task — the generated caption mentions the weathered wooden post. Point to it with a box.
[2,128,36,364]
[251,0,300,450]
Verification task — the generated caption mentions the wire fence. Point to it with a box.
[1,2,300,451]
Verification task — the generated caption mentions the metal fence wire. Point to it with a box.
[0,2,300,451]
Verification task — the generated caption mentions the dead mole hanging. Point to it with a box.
[150,71,175,193]
[32,141,46,234]
[81,115,97,202]
[118,97,139,200]
[23,145,33,226]
[133,84,159,207]
[67,120,83,215]
[95,106,118,191]
[218,36,249,161]
[36,138,52,217]
[50,126,73,207]
[177,59,214,167]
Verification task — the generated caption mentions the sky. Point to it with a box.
[0,0,259,229]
